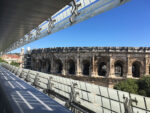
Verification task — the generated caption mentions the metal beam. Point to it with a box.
[1,0,130,54]
[0,0,72,53]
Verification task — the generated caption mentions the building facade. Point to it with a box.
[28,47,150,87]
[1,54,21,64]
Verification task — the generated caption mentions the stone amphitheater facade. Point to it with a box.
[29,47,150,87]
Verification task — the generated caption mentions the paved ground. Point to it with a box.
[0,66,72,113]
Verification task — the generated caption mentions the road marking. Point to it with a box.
[9,76,16,80]
[6,73,15,79]
[27,91,53,111]
[12,95,24,113]
[16,81,26,89]
[8,81,15,89]
[16,91,34,110]
[4,76,8,80]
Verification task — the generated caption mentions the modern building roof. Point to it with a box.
[2,54,20,59]
[0,0,71,52]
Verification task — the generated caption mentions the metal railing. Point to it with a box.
[0,65,73,113]
[1,63,150,113]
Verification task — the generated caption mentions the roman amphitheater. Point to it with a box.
[27,47,150,87]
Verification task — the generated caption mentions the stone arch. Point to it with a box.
[98,62,107,76]
[41,59,47,72]
[114,60,124,77]
[132,61,141,77]
[55,59,63,74]
[82,60,90,76]
[67,59,75,75]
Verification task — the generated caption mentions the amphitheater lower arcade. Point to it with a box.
[29,47,150,87]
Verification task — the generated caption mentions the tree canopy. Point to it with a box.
[10,61,20,67]
[0,57,8,63]
[114,76,150,97]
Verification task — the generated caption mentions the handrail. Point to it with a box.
[2,63,150,113]
[0,64,73,113]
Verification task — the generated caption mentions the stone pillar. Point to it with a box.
[76,55,81,76]
[108,81,114,88]
[91,55,96,77]
[109,56,115,78]
[127,55,132,78]
[50,57,54,74]
[145,55,149,75]
[106,62,110,78]
[37,60,40,71]
[62,60,66,75]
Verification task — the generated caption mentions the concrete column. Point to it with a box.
[127,55,132,78]
[76,55,81,76]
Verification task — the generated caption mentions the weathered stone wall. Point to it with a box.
[28,47,150,87]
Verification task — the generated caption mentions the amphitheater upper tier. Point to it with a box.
[31,47,150,53]
[28,47,150,84]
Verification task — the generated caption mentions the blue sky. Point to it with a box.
[11,0,150,53]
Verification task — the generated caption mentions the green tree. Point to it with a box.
[114,76,150,97]
[10,61,20,67]
[138,76,150,97]
[114,79,139,94]
[0,57,8,63]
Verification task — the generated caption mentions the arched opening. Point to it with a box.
[114,61,123,77]
[40,59,46,72]
[46,60,51,73]
[55,59,63,74]
[38,60,42,72]
[35,60,38,71]
[82,60,90,76]
[32,59,36,70]
[98,62,107,76]
[132,61,141,77]
[68,60,75,75]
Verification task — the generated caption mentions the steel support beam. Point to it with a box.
[1,0,130,54]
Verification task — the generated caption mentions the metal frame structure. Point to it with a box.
[1,0,130,54]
